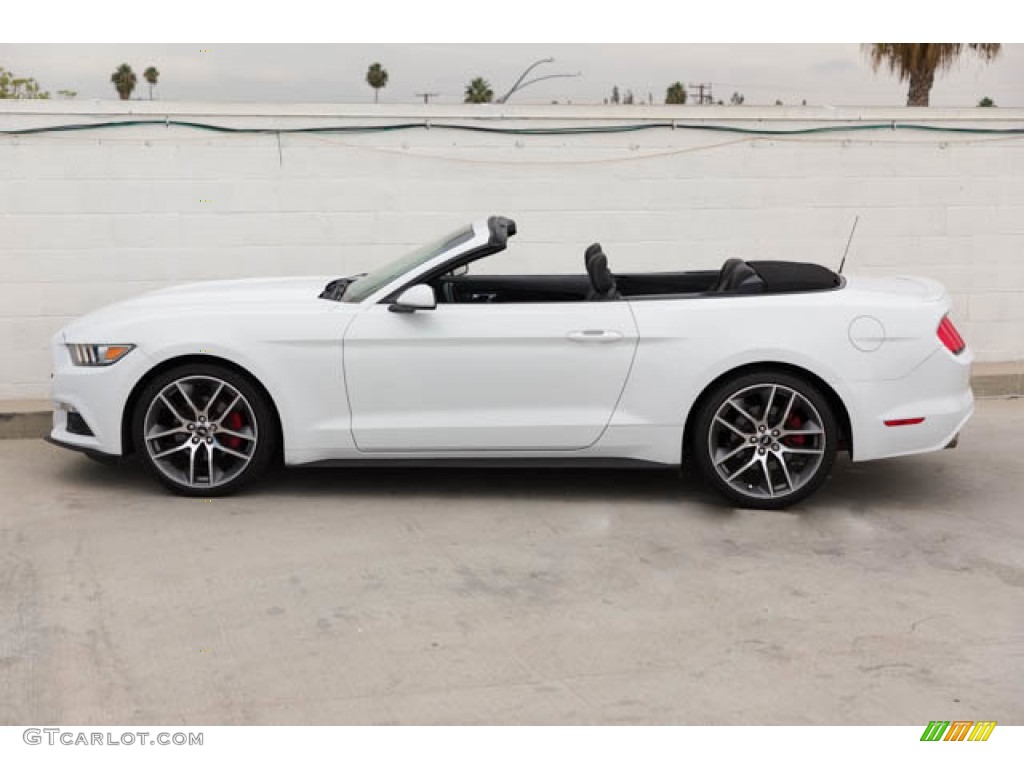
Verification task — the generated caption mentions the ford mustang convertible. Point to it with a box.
[48,216,973,508]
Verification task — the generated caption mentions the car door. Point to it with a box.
[343,299,639,452]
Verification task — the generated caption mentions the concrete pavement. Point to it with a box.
[1,399,1022,724]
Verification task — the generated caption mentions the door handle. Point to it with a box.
[567,329,624,343]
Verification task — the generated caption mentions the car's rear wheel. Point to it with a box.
[692,370,837,509]
[133,363,276,496]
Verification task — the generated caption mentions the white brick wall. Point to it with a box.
[2,101,1023,399]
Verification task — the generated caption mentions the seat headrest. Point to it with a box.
[587,251,616,295]
[713,257,765,294]
[712,258,744,292]
[729,262,762,292]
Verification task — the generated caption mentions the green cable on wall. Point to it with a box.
[1,118,1024,137]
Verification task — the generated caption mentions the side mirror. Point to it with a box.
[389,284,437,313]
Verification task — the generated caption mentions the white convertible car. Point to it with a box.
[48,216,973,508]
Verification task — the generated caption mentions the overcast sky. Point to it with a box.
[2,43,1022,107]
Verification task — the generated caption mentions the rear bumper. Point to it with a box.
[849,347,974,462]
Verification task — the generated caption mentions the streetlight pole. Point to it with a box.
[496,58,581,104]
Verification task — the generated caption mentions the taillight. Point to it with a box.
[937,315,965,355]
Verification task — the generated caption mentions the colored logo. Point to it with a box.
[920,721,996,741]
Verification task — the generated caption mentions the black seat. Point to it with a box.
[711,258,764,294]
[710,258,742,292]
[584,243,620,300]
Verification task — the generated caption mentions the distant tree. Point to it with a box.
[111,63,137,100]
[665,82,687,104]
[801,98,807,106]
[774,99,784,106]
[464,77,494,103]
[611,85,620,104]
[366,62,389,103]
[0,67,50,98]
[623,89,634,105]
[57,89,77,99]
[978,96,996,107]
[143,66,159,100]
[865,43,1002,106]
[730,91,745,105]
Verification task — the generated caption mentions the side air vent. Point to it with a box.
[67,410,95,437]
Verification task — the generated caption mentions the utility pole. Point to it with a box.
[415,92,440,105]
[688,82,714,105]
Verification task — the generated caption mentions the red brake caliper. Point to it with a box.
[785,414,806,447]
[224,411,244,450]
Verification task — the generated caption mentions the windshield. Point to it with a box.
[341,226,475,303]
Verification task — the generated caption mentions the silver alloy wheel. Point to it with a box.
[707,383,826,501]
[142,375,258,489]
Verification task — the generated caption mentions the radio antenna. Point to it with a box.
[838,215,859,275]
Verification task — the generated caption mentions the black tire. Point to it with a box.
[691,369,838,509]
[132,363,277,496]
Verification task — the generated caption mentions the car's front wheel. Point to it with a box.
[692,370,838,509]
[132,363,276,496]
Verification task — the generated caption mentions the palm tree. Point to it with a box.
[143,66,159,100]
[665,82,687,104]
[111,63,137,100]
[366,62,388,103]
[865,44,1002,106]
[464,77,493,104]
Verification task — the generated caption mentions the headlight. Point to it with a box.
[67,343,135,367]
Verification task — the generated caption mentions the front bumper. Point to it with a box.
[49,335,153,457]
[44,434,125,464]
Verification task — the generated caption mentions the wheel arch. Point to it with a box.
[121,354,284,461]
[682,361,853,463]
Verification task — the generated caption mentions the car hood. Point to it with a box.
[60,276,349,341]
[140,276,337,306]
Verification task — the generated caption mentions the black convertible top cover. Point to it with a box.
[747,261,841,293]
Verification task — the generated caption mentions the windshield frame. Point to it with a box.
[340,224,481,304]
